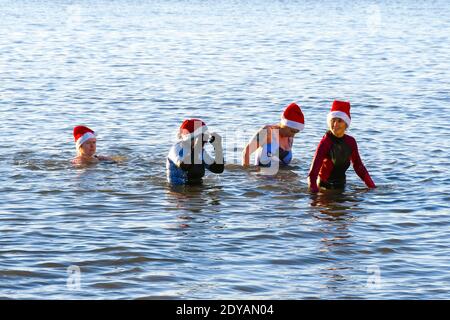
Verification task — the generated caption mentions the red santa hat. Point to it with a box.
[280,102,305,131]
[179,119,209,140]
[327,100,351,128]
[73,125,96,150]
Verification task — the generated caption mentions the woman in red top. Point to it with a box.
[307,100,376,193]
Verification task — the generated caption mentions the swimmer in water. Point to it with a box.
[307,100,376,193]
[166,119,224,185]
[242,102,305,169]
[71,125,113,165]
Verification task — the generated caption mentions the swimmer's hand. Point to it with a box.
[208,132,224,165]
[209,132,222,146]
[96,155,112,161]
[363,173,376,189]
[71,158,82,165]
[110,155,127,163]
[241,149,250,167]
[95,155,126,163]
[308,177,319,193]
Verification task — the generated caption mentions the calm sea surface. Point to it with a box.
[0,0,449,299]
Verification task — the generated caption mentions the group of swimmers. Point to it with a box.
[72,100,376,193]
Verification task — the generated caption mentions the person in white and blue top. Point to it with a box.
[167,119,224,185]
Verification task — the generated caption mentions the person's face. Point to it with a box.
[330,118,347,137]
[80,138,97,157]
[280,126,300,137]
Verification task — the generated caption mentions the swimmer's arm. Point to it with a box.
[71,157,81,165]
[308,136,330,193]
[205,157,224,174]
[350,139,376,188]
[203,151,224,174]
[207,162,224,174]
[96,155,113,161]
[209,133,224,173]
[242,127,268,166]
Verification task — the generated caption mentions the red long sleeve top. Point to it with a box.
[308,131,376,191]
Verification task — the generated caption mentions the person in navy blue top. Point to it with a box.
[166,119,224,185]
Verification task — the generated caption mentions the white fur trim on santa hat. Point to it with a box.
[327,111,351,128]
[76,132,96,150]
[181,125,209,140]
[280,117,304,131]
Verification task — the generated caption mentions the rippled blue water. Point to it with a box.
[0,0,449,299]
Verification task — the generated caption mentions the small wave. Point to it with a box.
[141,275,178,282]
[380,238,404,245]
[34,262,67,268]
[396,222,420,228]
[377,247,396,254]
[91,281,133,289]
[88,246,133,254]
[268,259,302,266]
[231,285,268,293]
[243,234,280,241]
[135,295,179,300]
[242,190,263,197]
[13,158,73,171]
[0,270,42,277]
[78,256,187,266]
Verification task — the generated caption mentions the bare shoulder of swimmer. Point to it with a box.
[253,125,270,139]
[96,155,113,161]
[71,156,99,165]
